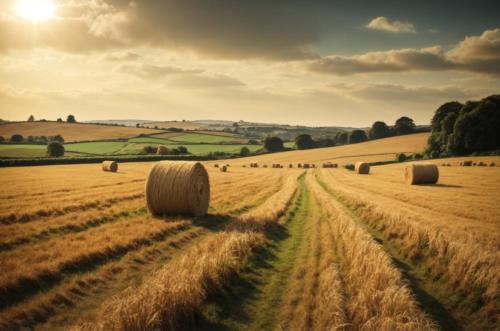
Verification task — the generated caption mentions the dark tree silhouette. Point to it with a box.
[369,121,391,140]
[295,134,315,149]
[394,116,416,135]
[264,136,284,152]
[47,142,65,157]
[66,115,77,123]
[348,129,368,144]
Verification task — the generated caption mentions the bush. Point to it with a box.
[47,142,65,157]
[50,135,64,143]
[240,146,250,156]
[344,164,355,171]
[0,136,4,143]
[264,136,284,152]
[10,134,24,143]
[369,121,392,140]
[414,153,423,160]
[67,115,77,123]
[295,134,315,149]
[348,129,368,144]
[57,118,63,122]
[177,146,188,154]
[396,153,408,162]
[142,146,157,154]
[429,150,440,159]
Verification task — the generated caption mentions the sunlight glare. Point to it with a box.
[16,0,55,22]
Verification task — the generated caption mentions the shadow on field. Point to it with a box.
[192,223,290,330]
[391,257,463,331]
[423,183,462,188]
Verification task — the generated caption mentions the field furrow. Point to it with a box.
[317,168,499,329]
[308,172,436,330]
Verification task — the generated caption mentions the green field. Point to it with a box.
[0,140,261,158]
[167,132,246,143]
[65,141,128,154]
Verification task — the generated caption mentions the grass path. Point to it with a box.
[197,176,310,330]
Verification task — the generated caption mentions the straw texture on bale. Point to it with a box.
[220,165,227,172]
[145,161,210,217]
[404,163,439,185]
[102,160,118,172]
[355,162,370,174]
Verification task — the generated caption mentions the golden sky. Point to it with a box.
[1,0,499,126]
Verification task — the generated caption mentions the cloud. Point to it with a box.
[0,0,320,60]
[326,83,477,103]
[167,74,245,89]
[308,28,500,76]
[102,51,141,62]
[116,63,202,79]
[366,16,416,34]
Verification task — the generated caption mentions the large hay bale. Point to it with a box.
[404,163,439,185]
[355,162,370,174]
[156,146,169,155]
[102,160,118,172]
[462,160,473,166]
[145,161,210,217]
[220,165,228,172]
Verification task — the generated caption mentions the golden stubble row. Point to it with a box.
[307,173,436,331]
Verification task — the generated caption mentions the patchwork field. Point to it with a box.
[0,122,162,142]
[0,134,498,331]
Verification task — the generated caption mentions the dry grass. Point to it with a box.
[226,132,429,166]
[307,173,436,330]
[0,122,162,142]
[1,140,498,331]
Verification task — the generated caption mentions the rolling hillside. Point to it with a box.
[0,122,162,142]
[228,132,430,166]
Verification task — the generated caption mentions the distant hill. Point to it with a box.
[0,122,162,142]
[142,121,208,130]
[85,120,155,127]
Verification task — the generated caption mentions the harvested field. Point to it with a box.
[1,137,498,330]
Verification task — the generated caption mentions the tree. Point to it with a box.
[177,146,188,154]
[336,131,348,145]
[396,153,408,162]
[56,118,63,122]
[369,121,391,140]
[240,146,250,156]
[348,129,368,144]
[51,135,65,143]
[264,136,284,152]
[295,134,315,150]
[394,116,416,135]
[27,136,35,143]
[28,115,35,122]
[10,134,24,143]
[66,115,76,123]
[47,141,65,157]
[0,136,5,143]
[448,95,500,154]
[136,123,140,128]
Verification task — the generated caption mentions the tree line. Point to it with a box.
[263,116,419,152]
[426,94,500,157]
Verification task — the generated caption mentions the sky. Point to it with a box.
[0,0,499,127]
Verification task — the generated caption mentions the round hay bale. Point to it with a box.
[156,146,169,155]
[289,164,293,168]
[490,162,496,167]
[332,163,338,168]
[145,161,210,217]
[404,163,439,185]
[220,165,228,172]
[462,160,472,166]
[214,164,219,168]
[298,163,302,168]
[102,160,118,172]
[473,162,477,166]
[355,162,370,174]
[478,161,486,166]
[263,164,268,168]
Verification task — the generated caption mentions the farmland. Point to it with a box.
[0,122,257,158]
[0,134,498,331]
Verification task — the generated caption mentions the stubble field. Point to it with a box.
[0,135,498,331]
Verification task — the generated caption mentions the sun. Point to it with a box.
[16,0,56,22]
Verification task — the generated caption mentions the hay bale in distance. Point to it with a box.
[214,164,219,168]
[220,165,228,172]
[102,160,118,172]
[298,163,302,168]
[462,160,472,166]
[404,163,439,185]
[355,162,370,174]
[289,164,293,168]
[145,161,210,217]
[490,162,496,167]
